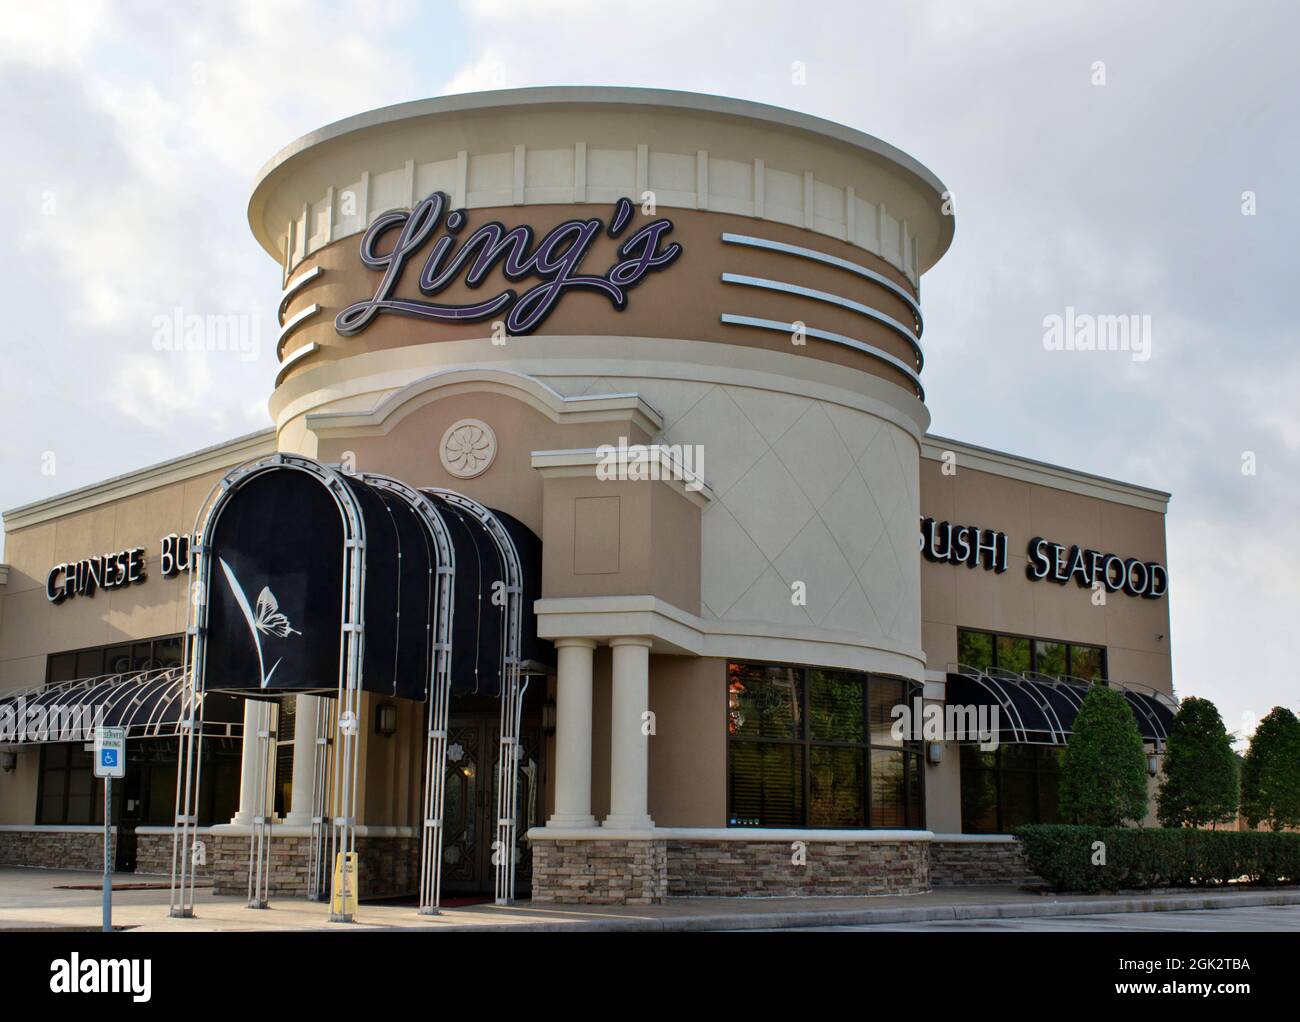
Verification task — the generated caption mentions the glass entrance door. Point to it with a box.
[440,712,543,897]
[441,717,491,894]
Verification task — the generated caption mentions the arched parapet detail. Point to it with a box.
[303,366,664,443]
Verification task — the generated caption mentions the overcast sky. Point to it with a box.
[1,1,1295,744]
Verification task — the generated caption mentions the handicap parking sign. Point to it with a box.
[94,727,126,778]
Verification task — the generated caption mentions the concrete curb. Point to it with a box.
[375,889,1300,932]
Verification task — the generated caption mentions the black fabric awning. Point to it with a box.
[197,456,550,701]
[0,668,243,746]
[944,670,1175,746]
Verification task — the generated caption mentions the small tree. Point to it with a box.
[1240,707,1300,831]
[1060,684,1148,826]
[1156,696,1239,828]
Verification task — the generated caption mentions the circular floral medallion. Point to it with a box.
[439,419,497,478]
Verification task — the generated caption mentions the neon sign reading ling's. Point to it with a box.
[336,191,682,337]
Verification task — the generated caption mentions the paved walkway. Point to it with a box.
[3,866,1299,931]
[805,904,1300,931]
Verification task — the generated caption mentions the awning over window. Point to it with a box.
[0,668,243,747]
[944,669,1175,746]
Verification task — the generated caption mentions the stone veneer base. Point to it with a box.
[0,828,115,872]
[528,830,932,904]
[928,837,1042,887]
[207,832,419,899]
[134,831,212,878]
[532,839,668,905]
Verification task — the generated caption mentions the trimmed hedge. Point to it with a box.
[1014,825,1300,893]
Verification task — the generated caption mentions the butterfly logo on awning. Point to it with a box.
[219,558,302,689]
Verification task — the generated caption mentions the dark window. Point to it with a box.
[37,744,112,825]
[996,635,1031,674]
[870,748,907,827]
[1068,644,1105,681]
[45,635,184,683]
[47,653,77,683]
[810,746,864,827]
[809,669,863,743]
[37,739,239,827]
[35,635,242,829]
[1033,640,1067,675]
[103,645,134,675]
[728,741,803,828]
[959,744,1064,833]
[75,648,104,680]
[957,630,994,671]
[957,628,1108,681]
[728,662,802,740]
[727,662,924,829]
[154,636,184,669]
[274,696,295,817]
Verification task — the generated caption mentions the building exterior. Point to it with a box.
[0,88,1173,907]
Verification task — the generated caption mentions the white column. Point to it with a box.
[603,637,654,830]
[284,694,324,826]
[547,638,597,828]
[231,699,277,825]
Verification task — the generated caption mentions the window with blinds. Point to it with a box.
[727,662,924,829]
[959,744,1064,833]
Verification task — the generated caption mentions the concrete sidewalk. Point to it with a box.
[3,866,1299,932]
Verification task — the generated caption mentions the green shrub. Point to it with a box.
[1157,696,1239,827]
[1014,824,1300,892]
[1059,685,1149,826]
[1240,707,1300,831]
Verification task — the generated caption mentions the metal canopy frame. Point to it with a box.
[357,474,456,915]
[170,453,368,921]
[165,452,539,920]
[948,664,1177,747]
[424,488,528,906]
[0,667,242,746]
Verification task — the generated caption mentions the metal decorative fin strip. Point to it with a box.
[721,232,923,331]
[719,313,925,400]
[721,272,923,368]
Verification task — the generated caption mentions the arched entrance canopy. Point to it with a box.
[169,454,549,920]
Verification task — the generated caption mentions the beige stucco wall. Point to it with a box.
[0,470,227,690]
[312,388,653,540]
[541,475,701,614]
[0,742,40,824]
[359,692,424,828]
[648,656,727,827]
[920,457,1172,693]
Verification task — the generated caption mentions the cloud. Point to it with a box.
[0,0,110,68]
[0,1,435,531]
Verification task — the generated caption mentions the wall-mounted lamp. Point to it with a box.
[542,697,557,737]
[926,742,943,766]
[0,751,16,773]
[375,703,398,738]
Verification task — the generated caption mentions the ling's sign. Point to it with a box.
[335,191,682,338]
[919,518,1168,599]
[46,533,194,605]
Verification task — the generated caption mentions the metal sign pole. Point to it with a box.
[103,773,112,933]
[94,725,125,933]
